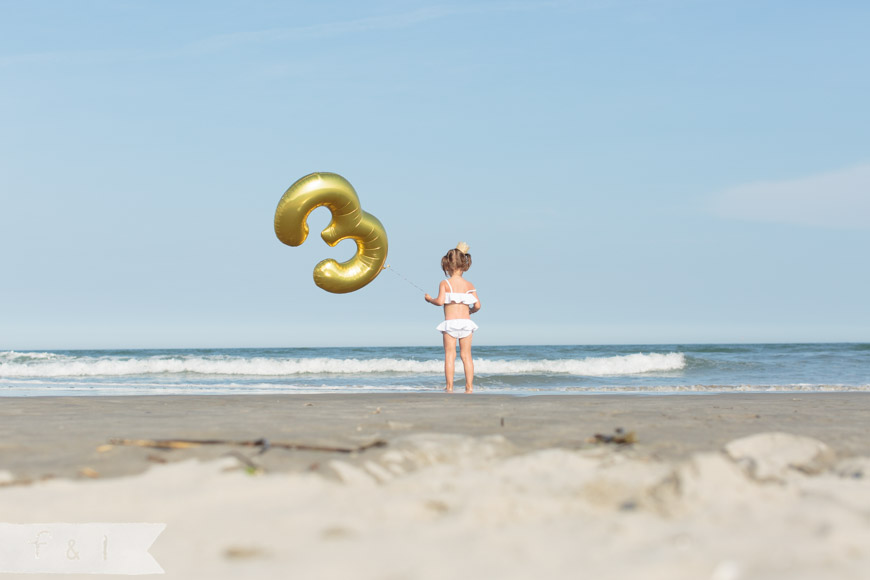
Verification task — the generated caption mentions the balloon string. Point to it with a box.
[383,265,427,294]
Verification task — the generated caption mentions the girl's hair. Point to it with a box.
[441,246,471,275]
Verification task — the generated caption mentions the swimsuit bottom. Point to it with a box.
[436,319,478,339]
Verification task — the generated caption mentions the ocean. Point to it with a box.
[1,343,868,397]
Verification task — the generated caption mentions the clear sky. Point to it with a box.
[1,0,868,349]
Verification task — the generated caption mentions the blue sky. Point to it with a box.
[1,0,868,349]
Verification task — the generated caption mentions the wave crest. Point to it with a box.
[0,352,686,378]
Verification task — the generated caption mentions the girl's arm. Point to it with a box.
[470,287,481,314]
[424,281,448,306]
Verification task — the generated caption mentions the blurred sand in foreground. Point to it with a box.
[1,394,869,579]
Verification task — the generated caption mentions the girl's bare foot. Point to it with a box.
[445,386,453,393]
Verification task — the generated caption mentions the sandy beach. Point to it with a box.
[2,393,869,579]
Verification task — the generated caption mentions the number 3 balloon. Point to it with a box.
[274,172,388,294]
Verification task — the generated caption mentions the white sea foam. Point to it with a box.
[479,352,685,376]
[567,384,870,393]
[0,350,63,361]
[0,352,686,378]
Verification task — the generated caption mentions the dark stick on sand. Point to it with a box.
[108,437,387,454]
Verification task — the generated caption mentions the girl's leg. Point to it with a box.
[442,333,457,392]
[458,334,474,393]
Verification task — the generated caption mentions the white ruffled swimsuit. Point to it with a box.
[435,279,479,339]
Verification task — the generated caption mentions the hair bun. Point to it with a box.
[456,241,470,254]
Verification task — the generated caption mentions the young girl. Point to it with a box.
[424,242,481,393]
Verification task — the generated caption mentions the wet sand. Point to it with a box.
[2,393,869,481]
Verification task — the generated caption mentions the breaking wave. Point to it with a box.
[0,351,685,378]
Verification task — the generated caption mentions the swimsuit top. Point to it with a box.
[443,279,478,307]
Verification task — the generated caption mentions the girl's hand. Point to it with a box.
[424,293,432,303]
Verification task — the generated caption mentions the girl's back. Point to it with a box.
[442,275,476,320]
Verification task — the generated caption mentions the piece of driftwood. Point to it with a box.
[107,437,386,454]
[589,428,637,445]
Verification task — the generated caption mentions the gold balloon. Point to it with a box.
[274,172,388,294]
